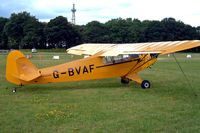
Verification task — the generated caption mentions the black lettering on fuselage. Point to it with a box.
[53,70,59,78]
[89,64,94,72]
[68,68,74,76]
[68,64,95,76]
[83,66,89,74]
[75,67,81,74]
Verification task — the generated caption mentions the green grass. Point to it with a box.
[1,51,200,133]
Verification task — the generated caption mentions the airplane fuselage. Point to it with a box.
[24,54,157,85]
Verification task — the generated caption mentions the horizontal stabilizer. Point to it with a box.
[16,57,41,81]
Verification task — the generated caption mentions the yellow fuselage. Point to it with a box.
[6,50,157,86]
[29,54,157,85]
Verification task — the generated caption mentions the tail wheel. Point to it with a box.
[12,88,17,93]
[141,80,150,89]
[121,78,130,84]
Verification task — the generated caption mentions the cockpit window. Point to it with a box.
[129,54,139,58]
[103,54,139,64]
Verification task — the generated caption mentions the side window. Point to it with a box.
[103,56,114,64]
[129,54,139,58]
[103,55,136,64]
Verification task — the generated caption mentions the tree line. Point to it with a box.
[0,11,200,50]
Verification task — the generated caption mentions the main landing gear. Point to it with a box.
[121,76,151,89]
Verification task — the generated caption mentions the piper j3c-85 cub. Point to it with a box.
[6,40,200,90]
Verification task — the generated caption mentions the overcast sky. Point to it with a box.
[0,0,200,26]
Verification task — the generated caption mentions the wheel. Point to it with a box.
[141,80,150,89]
[121,78,130,84]
[12,88,16,93]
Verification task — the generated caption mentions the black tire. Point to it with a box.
[12,88,16,93]
[141,80,150,89]
[121,78,130,84]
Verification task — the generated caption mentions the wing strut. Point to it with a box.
[172,54,197,97]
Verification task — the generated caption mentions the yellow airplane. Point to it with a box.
[6,40,200,90]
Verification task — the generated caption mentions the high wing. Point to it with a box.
[67,40,200,56]
[67,43,115,55]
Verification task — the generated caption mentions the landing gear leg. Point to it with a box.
[126,73,151,89]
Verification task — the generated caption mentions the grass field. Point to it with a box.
[1,50,200,133]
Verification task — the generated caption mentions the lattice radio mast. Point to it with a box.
[71,4,76,25]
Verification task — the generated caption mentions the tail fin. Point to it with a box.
[6,50,41,85]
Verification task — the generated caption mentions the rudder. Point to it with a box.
[6,50,41,85]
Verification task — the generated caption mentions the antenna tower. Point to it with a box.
[71,4,76,25]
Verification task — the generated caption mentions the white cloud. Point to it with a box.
[0,0,200,26]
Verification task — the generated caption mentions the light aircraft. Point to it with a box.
[6,40,200,90]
